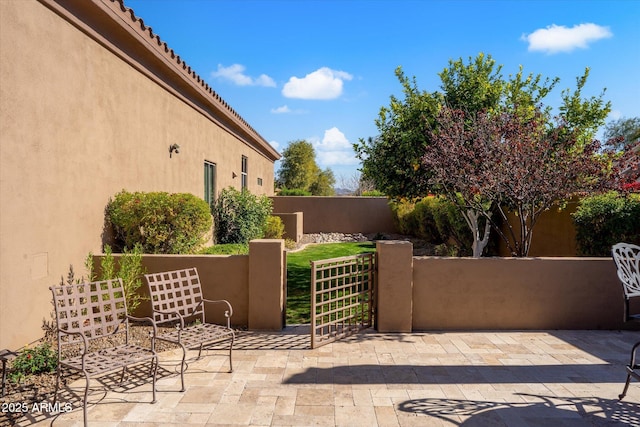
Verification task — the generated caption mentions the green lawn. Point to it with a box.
[286,241,376,324]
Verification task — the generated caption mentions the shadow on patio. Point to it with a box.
[397,395,640,426]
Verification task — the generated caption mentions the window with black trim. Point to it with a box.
[241,156,248,189]
[204,161,216,210]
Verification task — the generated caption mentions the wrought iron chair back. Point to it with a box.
[611,242,640,400]
[612,242,640,321]
[145,268,206,325]
[49,278,157,426]
[144,267,234,392]
[51,279,129,346]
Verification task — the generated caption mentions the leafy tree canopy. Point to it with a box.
[425,107,614,256]
[277,140,319,191]
[356,52,613,256]
[276,140,336,196]
[354,53,611,200]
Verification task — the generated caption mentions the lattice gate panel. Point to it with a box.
[310,253,375,348]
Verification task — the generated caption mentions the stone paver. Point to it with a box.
[7,327,640,426]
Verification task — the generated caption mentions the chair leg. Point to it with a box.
[228,332,235,373]
[82,372,90,427]
[53,365,61,405]
[619,373,632,400]
[179,344,187,392]
[197,343,204,360]
[151,356,158,404]
[619,340,640,400]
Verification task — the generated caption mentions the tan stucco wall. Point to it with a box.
[497,200,579,257]
[273,212,303,242]
[412,256,624,330]
[270,197,397,234]
[92,240,285,329]
[0,0,276,349]
[128,255,250,327]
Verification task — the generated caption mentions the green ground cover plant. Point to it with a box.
[87,244,146,314]
[286,241,375,324]
[8,342,57,384]
[199,244,249,255]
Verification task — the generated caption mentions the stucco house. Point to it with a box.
[0,0,280,350]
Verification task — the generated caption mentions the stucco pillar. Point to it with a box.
[249,239,285,330]
[376,240,413,332]
[273,212,303,242]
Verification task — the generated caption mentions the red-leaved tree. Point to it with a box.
[423,107,614,257]
[613,140,640,193]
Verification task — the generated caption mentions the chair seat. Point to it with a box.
[157,323,234,350]
[60,344,156,376]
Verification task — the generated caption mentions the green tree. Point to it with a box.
[356,52,612,256]
[439,53,505,114]
[309,168,336,196]
[277,140,319,191]
[277,139,337,195]
[354,67,439,199]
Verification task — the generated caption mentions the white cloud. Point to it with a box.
[211,64,276,87]
[271,105,291,114]
[282,67,353,100]
[312,127,359,166]
[522,23,612,54]
[270,105,307,114]
[269,140,280,150]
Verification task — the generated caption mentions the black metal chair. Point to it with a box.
[612,242,640,400]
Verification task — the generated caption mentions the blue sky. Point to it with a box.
[125,0,640,185]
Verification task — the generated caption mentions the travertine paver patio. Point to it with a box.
[7,327,640,426]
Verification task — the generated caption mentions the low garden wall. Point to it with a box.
[376,241,630,332]
[92,239,630,335]
[93,240,285,330]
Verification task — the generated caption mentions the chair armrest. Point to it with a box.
[202,298,234,318]
[58,328,89,354]
[126,315,158,338]
[151,309,186,329]
[58,329,91,369]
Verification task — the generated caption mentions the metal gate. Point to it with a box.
[310,253,376,348]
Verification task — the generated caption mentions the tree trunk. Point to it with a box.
[466,209,491,258]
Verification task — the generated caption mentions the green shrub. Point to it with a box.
[361,190,385,197]
[412,197,444,242]
[199,243,249,255]
[9,342,57,383]
[87,244,146,314]
[107,190,212,254]
[431,195,474,255]
[285,238,297,250]
[573,191,640,256]
[389,198,420,236]
[263,215,285,239]
[278,188,312,196]
[389,196,475,256]
[213,187,272,244]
